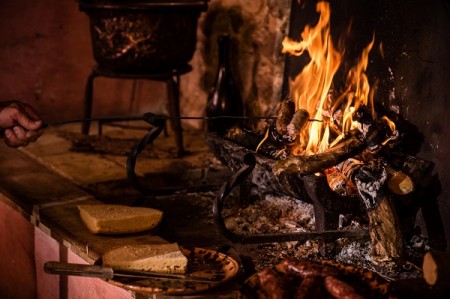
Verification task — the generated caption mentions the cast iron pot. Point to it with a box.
[78,0,208,72]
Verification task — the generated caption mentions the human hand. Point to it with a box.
[0,101,44,147]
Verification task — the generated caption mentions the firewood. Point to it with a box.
[422,250,450,287]
[355,105,399,151]
[325,166,358,197]
[273,135,366,175]
[354,164,405,268]
[383,151,434,189]
[386,167,414,195]
[225,126,286,159]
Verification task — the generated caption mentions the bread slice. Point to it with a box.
[102,243,188,274]
[78,204,163,234]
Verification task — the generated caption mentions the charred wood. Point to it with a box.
[302,174,365,215]
[225,126,286,159]
[354,164,405,268]
[273,135,366,175]
[382,151,434,189]
[355,105,399,151]
[382,152,435,241]
[325,166,358,197]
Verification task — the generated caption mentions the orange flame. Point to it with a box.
[282,1,376,156]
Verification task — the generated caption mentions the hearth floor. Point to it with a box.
[21,122,232,247]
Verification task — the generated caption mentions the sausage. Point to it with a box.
[256,268,290,299]
[276,258,340,278]
[275,99,296,138]
[294,276,326,299]
[324,276,364,299]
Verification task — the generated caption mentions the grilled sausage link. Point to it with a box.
[255,268,290,299]
[276,258,340,278]
[324,276,364,299]
[294,275,327,299]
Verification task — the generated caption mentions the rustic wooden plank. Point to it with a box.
[0,144,88,214]
[0,143,166,264]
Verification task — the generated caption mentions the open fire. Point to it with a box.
[269,1,396,157]
[207,0,436,278]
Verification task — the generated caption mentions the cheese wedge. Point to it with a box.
[78,204,163,234]
[102,243,188,274]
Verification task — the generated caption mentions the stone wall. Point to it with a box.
[181,0,291,129]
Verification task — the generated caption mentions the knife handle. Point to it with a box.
[44,261,114,279]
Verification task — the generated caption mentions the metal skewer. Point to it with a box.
[42,113,322,128]
[42,114,277,127]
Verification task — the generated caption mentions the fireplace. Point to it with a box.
[103,0,450,295]
[199,0,450,295]
[281,0,450,252]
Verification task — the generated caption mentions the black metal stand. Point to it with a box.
[81,64,192,157]
[212,153,369,258]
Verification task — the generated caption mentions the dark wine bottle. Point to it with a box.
[206,34,244,135]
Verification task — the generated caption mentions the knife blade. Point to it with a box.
[44,261,216,283]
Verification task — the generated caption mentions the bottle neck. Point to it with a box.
[218,35,231,68]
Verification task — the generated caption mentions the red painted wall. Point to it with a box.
[0,196,134,299]
[0,0,166,124]
[0,197,36,298]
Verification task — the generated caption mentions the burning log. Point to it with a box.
[273,135,366,176]
[354,163,405,268]
[422,249,450,287]
[355,105,399,152]
[325,166,358,197]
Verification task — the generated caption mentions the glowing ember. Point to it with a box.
[282,1,377,156]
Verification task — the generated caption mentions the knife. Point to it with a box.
[44,261,216,283]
